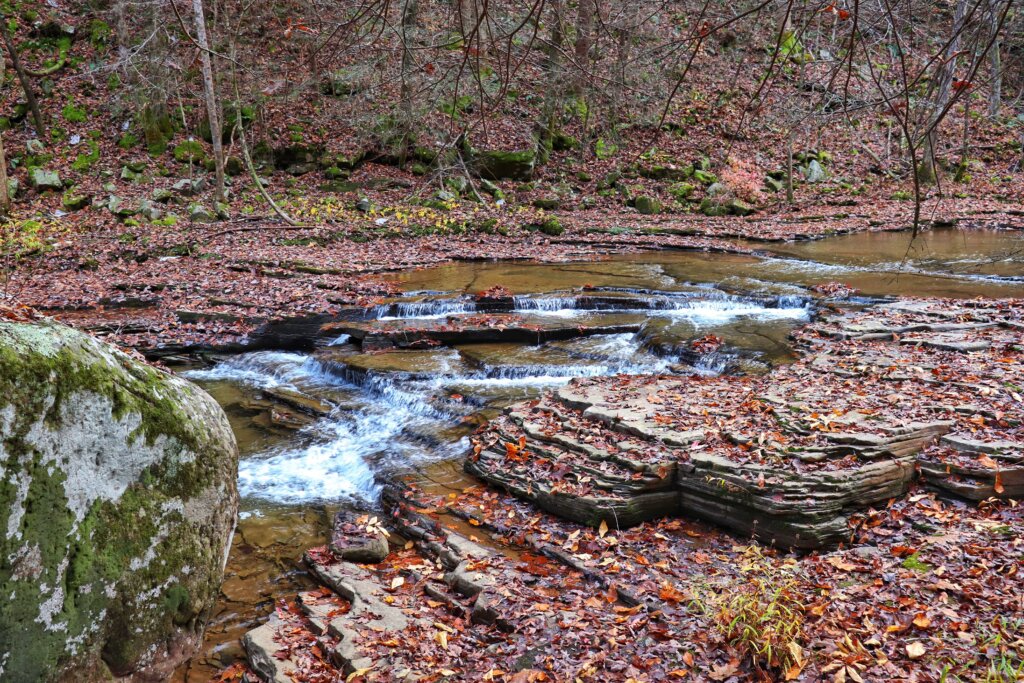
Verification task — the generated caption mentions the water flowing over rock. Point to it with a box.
[0,320,238,681]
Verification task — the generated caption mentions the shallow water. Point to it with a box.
[175,227,1023,680]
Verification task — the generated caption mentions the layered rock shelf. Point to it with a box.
[467,299,1023,548]
[231,298,1022,682]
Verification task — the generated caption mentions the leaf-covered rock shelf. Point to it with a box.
[224,297,1023,682]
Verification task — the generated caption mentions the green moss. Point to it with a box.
[173,141,205,164]
[595,138,618,160]
[901,552,932,573]
[88,19,111,47]
[71,140,100,172]
[0,322,236,681]
[529,216,563,236]
[140,105,174,156]
[62,101,88,123]
[117,133,139,150]
[472,149,536,181]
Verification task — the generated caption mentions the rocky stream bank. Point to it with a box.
[217,298,1022,682]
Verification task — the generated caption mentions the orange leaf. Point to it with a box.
[977,454,999,469]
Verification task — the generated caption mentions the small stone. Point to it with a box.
[172,178,206,196]
[355,197,372,212]
[62,190,91,211]
[188,203,217,223]
[804,159,827,183]
[29,168,62,191]
[634,196,663,215]
[137,199,162,221]
[286,162,318,176]
[107,195,136,217]
[120,166,147,184]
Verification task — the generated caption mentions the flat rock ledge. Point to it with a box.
[466,298,1023,549]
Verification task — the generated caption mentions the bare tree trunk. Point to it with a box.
[573,0,595,93]
[0,131,9,217]
[922,0,969,183]
[399,0,420,163]
[192,0,226,204]
[0,21,45,134]
[988,0,1002,118]
[786,128,794,205]
[542,0,566,142]
[457,0,489,52]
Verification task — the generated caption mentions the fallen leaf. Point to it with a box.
[906,642,926,659]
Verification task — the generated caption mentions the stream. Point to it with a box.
[172,227,1023,681]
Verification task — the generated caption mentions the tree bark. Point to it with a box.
[0,131,9,217]
[573,0,596,93]
[0,21,45,134]
[922,0,969,183]
[987,0,1001,118]
[192,0,226,204]
[399,0,420,162]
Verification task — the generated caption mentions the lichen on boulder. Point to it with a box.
[0,319,238,682]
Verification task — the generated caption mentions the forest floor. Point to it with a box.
[4,13,1023,683]
[211,298,1024,683]
[8,186,1023,357]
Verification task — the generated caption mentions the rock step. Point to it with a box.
[242,617,302,683]
[919,432,1024,500]
[466,441,680,528]
[489,415,674,493]
[509,396,683,473]
[331,318,644,351]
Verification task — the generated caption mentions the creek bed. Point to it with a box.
[172,227,1023,681]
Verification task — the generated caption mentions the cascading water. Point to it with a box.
[188,283,815,506]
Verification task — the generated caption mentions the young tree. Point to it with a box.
[191,0,226,205]
[0,19,45,134]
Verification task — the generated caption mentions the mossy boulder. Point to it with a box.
[0,320,238,681]
[634,195,663,215]
[471,149,536,181]
[692,169,717,185]
[173,141,206,164]
[668,182,695,201]
[529,216,564,236]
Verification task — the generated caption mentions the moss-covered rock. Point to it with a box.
[471,149,536,181]
[61,190,91,211]
[634,195,663,215]
[29,168,63,191]
[693,169,717,185]
[0,320,238,682]
[668,182,695,201]
[173,141,206,164]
